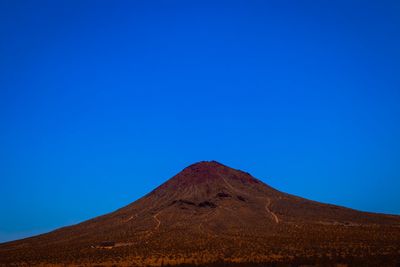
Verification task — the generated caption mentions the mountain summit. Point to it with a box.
[1,161,399,266]
[161,160,259,184]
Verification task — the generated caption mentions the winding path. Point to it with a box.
[153,211,161,231]
[140,210,163,241]
[265,198,279,223]
[223,175,279,224]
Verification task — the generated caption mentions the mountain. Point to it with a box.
[1,161,399,266]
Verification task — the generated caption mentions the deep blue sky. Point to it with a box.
[1,0,400,243]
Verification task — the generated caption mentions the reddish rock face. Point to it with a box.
[1,161,400,266]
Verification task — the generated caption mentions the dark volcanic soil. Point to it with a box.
[1,161,400,266]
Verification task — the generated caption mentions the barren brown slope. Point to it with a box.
[1,161,400,266]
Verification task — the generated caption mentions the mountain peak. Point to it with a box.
[151,160,262,202]
[183,160,226,172]
[166,160,229,186]
[154,161,260,192]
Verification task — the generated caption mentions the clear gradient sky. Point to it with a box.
[1,0,400,243]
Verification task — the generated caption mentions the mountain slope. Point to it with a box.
[1,161,400,266]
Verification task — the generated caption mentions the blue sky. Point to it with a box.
[1,0,399,243]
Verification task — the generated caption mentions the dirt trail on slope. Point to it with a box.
[265,198,279,223]
[153,212,161,230]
